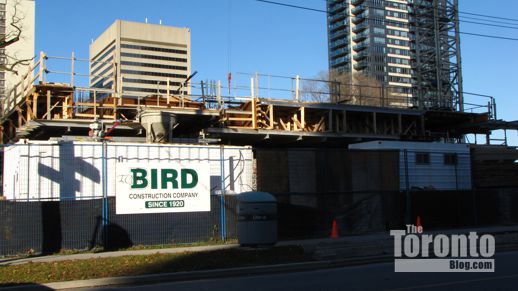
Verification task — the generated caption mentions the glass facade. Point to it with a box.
[327,0,458,107]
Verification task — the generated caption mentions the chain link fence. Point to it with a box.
[0,142,252,256]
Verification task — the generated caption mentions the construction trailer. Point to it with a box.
[349,141,471,191]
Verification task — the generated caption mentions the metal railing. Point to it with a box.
[0,52,497,122]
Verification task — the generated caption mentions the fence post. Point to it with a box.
[403,149,411,225]
[101,141,109,248]
[219,145,226,241]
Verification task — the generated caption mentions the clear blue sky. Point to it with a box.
[35,0,517,145]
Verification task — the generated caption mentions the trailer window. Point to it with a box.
[444,153,458,165]
[415,152,430,165]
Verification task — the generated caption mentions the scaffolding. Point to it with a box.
[410,0,464,111]
[0,52,501,145]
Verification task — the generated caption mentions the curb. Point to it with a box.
[3,256,393,290]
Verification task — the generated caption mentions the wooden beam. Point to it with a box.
[228,117,253,122]
[42,101,61,120]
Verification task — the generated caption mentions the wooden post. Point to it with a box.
[33,93,39,119]
[63,95,69,119]
[300,107,305,130]
[26,97,31,122]
[269,104,274,129]
[46,90,51,120]
[39,51,45,83]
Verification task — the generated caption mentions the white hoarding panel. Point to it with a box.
[3,141,254,201]
[116,162,211,214]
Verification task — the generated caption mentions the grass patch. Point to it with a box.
[0,246,312,285]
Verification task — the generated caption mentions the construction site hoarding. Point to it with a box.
[2,141,254,201]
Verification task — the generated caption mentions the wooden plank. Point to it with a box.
[228,117,253,122]
[225,110,253,115]
[75,113,100,118]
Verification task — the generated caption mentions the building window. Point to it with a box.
[415,152,430,165]
[444,153,458,165]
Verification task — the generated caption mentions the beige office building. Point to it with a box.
[89,20,191,98]
[1,0,35,99]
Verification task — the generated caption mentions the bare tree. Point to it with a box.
[302,70,386,107]
[0,0,32,75]
[301,71,332,103]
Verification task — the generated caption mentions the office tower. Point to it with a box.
[1,0,35,99]
[90,20,191,98]
[327,0,463,110]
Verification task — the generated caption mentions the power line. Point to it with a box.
[256,0,326,13]
[256,0,518,42]
[459,31,518,42]
[460,16,518,27]
[460,20,518,31]
[459,11,518,23]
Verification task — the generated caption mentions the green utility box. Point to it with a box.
[237,192,277,246]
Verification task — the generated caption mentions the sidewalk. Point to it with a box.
[2,225,518,289]
[2,224,518,266]
[0,244,239,266]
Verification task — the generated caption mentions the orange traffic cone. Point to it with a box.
[330,219,339,238]
[416,216,421,228]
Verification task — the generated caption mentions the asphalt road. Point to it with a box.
[88,250,518,291]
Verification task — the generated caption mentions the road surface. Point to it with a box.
[86,250,518,291]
